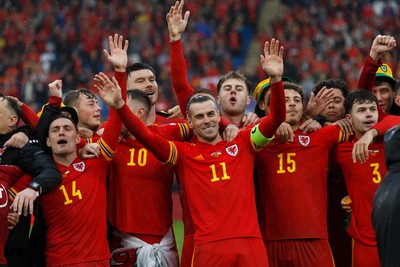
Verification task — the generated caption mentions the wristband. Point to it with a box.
[28,181,42,196]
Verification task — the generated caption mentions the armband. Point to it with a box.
[251,124,274,148]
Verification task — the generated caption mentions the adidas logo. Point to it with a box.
[194,154,205,160]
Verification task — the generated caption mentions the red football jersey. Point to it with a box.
[0,166,24,264]
[40,158,110,265]
[113,79,285,246]
[40,115,121,265]
[172,130,262,245]
[107,122,190,236]
[255,125,347,240]
[333,140,386,246]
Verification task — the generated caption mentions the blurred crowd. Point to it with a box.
[0,0,398,115]
[268,0,400,97]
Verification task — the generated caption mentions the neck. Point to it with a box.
[220,110,244,127]
[198,134,223,146]
[291,122,300,132]
[53,152,77,167]
[355,131,364,140]
[146,105,157,125]
[0,127,15,135]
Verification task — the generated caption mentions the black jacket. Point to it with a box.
[372,125,400,267]
[0,126,61,194]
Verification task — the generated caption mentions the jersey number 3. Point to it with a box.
[370,163,382,184]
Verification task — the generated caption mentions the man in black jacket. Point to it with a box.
[0,93,61,266]
[372,125,400,267]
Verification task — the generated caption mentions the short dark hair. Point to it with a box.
[344,90,378,114]
[313,78,349,98]
[186,94,217,117]
[255,82,304,118]
[48,114,79,133]
[0,94,22,124]
[126,63,156,79]
[126,89,152,114]
[188,88,216,101]
[375,76,395,90]
[216,71,251,94]
[63,89,97,108]
[284,82,305,102]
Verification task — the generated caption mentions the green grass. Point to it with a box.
[173,220,184,259]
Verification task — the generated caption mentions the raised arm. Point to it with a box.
[92,73,123,159]
[167,0,193,117]
[95,73,171,163]
[251,39,286,147]
[358,35,396,92]
[103,33,129,101]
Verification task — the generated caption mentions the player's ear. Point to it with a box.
[187,116,194,129]
[345,113,352,123]
[136,107,146,119]
[246,95,251,105]
[257,101,266,111]
[8,114,18,128]
[216,95,221,104]
[394,95,400,107]
[46,137,51,148]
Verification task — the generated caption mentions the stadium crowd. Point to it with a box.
[1,1,398,115]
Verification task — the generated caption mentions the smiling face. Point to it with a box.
[187,99,221,144]
[217,78,250,117]
[346,101,378,138]
[47,117,80,159]
[127,69,158,106]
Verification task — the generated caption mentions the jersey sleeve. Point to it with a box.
[116,103,173,164]
[357,55,382,92]
[21,103,39,128]
[357,56,389,120]
[17,142,62,195]
[170,40,195,117]
[97,71,125,161]
[115,70,127,101]
[372,115,400,135]
[251,80,286,148]
[154,122,191,141]
[97,107,122,161]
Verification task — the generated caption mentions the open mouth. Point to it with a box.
[57,139,68,145]
[144,90,154,96]
[364,120,375,126]
[229,96,237,104]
